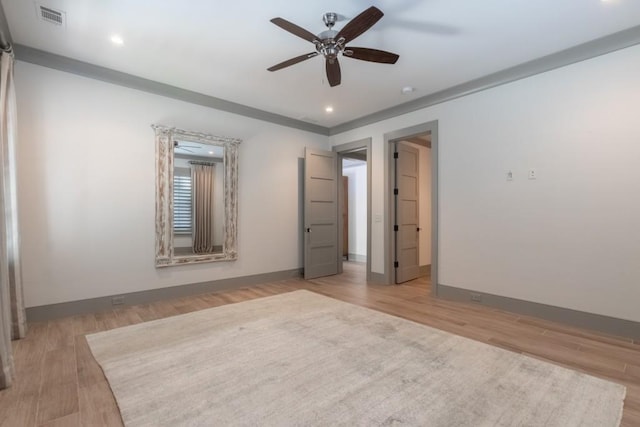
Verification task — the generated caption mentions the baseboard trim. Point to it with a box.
[347,253,367,263]
[26,268,303,322]
[438,284,640,340]
[419,264,431,277]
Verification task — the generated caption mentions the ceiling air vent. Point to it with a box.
[37,4,65,26]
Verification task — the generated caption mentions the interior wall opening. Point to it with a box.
[333,138,372,282]
[384,120,438,294]
[341,149,368,266]
[393,134,432,283]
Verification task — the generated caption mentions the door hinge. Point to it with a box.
[393,188,398,195]
[393,152,398,159]
[394,225,399,232]
[394,261,399,268]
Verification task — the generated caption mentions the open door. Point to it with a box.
[304,148,338,279]
[395,142,420,283]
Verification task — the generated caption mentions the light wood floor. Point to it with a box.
[1,262,638,426]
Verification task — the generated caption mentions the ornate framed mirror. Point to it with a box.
[153,125,240,267]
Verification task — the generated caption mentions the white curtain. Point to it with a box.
[0,50,26,390]
[191,163,215,253]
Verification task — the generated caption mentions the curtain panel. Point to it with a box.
[0,51,27,390]
[191,163,215,253]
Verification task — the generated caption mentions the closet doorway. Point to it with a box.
[384,121,439,294]
[334,139,372,280]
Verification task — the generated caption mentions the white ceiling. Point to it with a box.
[3,0,640,128]
[175,140,224,159]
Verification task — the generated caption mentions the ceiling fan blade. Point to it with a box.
[270,18,319,43]
[268,52,319,72]
[326,59,341,87]
[176,147,195,153]
[344,47,399,64]
[336,6,384,44]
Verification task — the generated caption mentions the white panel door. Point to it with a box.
[304,148,338,279]
[395,142,420,283]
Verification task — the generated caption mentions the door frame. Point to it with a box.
[333,138,372,281]
[384,121,439,295]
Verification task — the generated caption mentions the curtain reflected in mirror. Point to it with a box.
[173,147,225,255]
[191,162,217,253]
[153,125,240,267]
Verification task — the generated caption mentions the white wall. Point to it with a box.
[342,163,367,260]
[15,62,329,307]
[331,45,640,322]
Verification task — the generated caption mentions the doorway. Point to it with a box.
[341,150,367,264]
[385,122,439,294]
[333,139,372,281]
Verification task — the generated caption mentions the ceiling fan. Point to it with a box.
[174,141,200,153]
[267,6,399,87]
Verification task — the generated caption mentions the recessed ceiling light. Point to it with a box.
[110,35,124,45]
[208,151,214,155]
[325,106,334,113]
[401,86,415,94]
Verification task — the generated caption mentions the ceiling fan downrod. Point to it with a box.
[316,12,345,61]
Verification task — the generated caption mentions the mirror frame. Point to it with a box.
[153,124,241,267]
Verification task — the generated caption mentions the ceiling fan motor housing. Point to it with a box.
[316,29,343,60]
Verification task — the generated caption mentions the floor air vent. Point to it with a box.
[37,5,65,26]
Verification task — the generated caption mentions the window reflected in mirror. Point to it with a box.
[173,141,225,255]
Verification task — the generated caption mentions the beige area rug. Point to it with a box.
[86,290,626,426]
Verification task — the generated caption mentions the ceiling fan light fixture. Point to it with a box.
[110,35,124,45]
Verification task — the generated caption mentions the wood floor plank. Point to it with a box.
[134,303,166,322]
[627,364,640,382]
[78,383,123,427]
[112,306,144,327]
[2,262,636,425]
[38,412,80,427]
[45,318,75,351]
[75,336,105,389]
[13,322,48,373]
[621,407,640,427]
[71,314,98,337]
[93,311,120,332]
[516,315,635,346]
[75,334,123,425]
[36,346,79,425]
[170,295,210,314]
[140,299,181,320]
[0,386,39,427]
[197,292,228,308]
